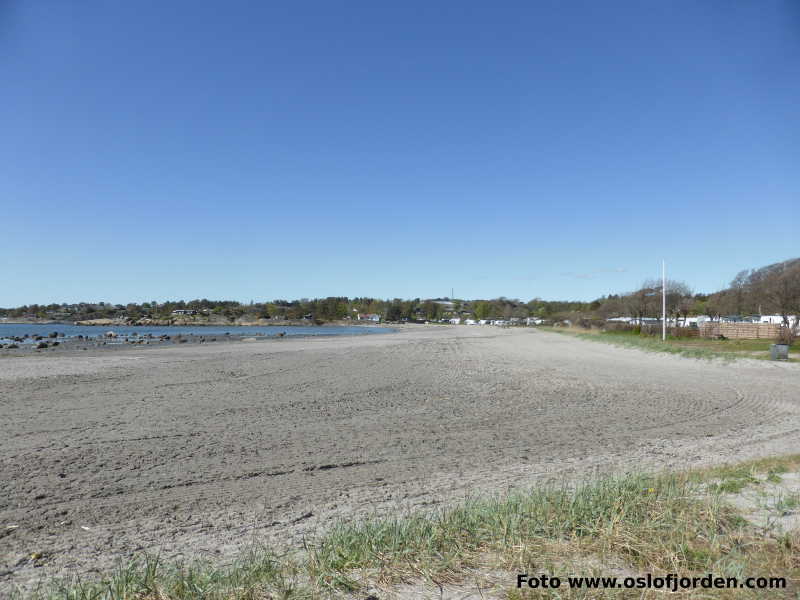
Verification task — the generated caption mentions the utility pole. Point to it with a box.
[662,260,666,341]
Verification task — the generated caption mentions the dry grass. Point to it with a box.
[13,456,800,599]
[545,327,798,362]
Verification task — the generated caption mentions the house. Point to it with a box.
[638,318,661,325]
[759,315,798,325]
[171,309,197,315]
[719,315,757,323]
[607,317,660,325]
[357,313,381,322]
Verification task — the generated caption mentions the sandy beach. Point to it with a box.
[2,325,799,592]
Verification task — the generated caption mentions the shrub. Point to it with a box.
[777,326,795,346]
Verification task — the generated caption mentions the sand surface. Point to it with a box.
[2,325,799,592]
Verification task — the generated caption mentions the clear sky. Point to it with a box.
[2,1,798,306]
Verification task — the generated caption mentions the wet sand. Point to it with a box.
[2,325,799,592]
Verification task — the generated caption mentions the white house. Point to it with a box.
[666,316,701,327]
[760,315,798,325]
[357,313,381,322]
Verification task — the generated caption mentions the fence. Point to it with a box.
[698,322,782,340]
[639,324,700,338]
[603,322,701,337]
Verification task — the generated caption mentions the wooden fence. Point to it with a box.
[638,324,700,337]
[698,322,782,339]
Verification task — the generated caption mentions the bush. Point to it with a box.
[639,324,660,336]
[670,326,697,338]
[777,327,795,345]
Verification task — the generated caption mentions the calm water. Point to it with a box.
[0,323,391,343]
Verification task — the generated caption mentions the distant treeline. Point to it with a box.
[3,258,798,325]
[705,258,800,324]
[544,257,800,328]
[1,297,536,322]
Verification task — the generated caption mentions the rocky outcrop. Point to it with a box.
[74,318,129,326]
[133,318,174,326]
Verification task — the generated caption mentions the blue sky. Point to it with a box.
[2,1,798,306]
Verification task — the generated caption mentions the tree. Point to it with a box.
[474,301,490,320]
[754,259,800,340]
[385,300,403,321]
[663,280,692,324]
[627,282,660,320]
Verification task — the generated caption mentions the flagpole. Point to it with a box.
[662,260,666,341]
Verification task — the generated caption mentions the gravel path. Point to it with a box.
[2,325,799,592]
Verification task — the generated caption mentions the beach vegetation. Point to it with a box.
[14,455,800,599]
[546,328,797,362]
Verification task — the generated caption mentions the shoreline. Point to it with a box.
[0,324,398,358]
[0,318,388,327]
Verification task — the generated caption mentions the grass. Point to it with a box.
[773,493,800,515]
[12,456,800,599]
[543,327,798,362]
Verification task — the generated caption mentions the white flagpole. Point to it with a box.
[662,260,666,341]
